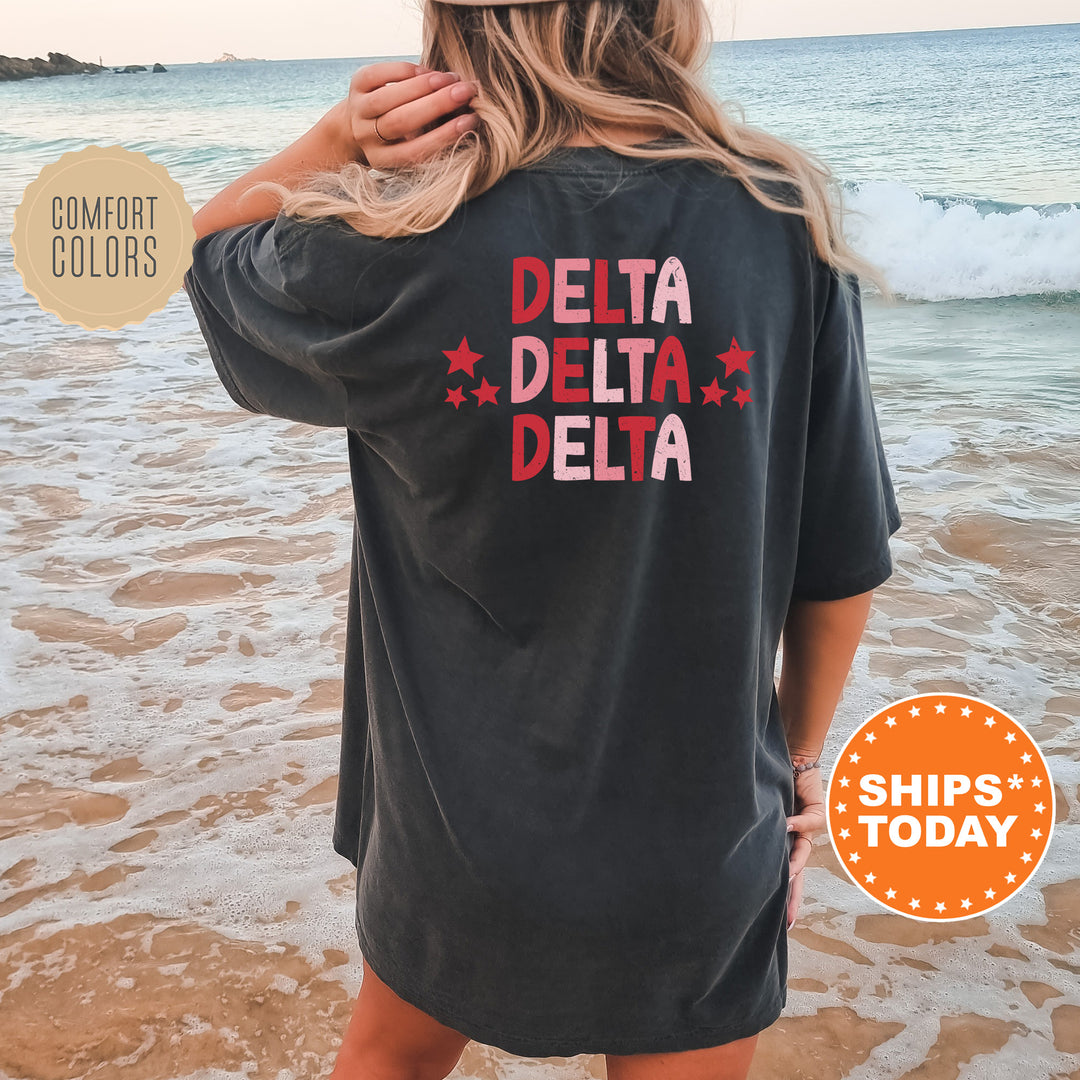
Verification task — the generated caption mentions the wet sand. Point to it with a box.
[3,309,1080,1079]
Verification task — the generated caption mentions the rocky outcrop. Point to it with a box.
[0,52,166,81]
[0,51,104,80]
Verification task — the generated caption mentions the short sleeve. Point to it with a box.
[790,265,903,601]
[183,213,349,428]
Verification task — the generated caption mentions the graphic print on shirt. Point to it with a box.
[442,256,755,482]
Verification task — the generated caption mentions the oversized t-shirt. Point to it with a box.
[183,138,903,1058]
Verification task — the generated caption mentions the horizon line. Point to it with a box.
[32,18,1078,68]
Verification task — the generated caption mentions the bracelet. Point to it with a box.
[792,759,821,779]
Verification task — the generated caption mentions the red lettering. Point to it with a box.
[552,338,590,403]
[594,259,625,323]
[649,336,691,403]
[512,257,550,323]
[512,414,550,480]
[618,415,657,481]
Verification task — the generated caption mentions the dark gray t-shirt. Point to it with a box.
[184,139,902,1057]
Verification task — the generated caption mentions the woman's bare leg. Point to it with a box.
[605,1033,760,1080]
[329,957,471,1080]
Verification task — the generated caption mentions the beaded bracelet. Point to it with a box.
[792,759,822,779]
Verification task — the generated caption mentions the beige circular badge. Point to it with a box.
[11,144,195,330]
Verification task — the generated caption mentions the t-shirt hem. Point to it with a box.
[182,267,262,416]
[333,828,359,868]
[789,548,897,602]
[354,911,786,1057]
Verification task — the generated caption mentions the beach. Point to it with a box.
[2,22,1080,1080]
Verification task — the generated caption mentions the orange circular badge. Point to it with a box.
[826,693,1054,921]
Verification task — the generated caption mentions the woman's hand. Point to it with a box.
[785,763,826,931]
[343,60,479,170]
[190,60,480,240]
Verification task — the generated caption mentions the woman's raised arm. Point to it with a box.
[192,60,478,240]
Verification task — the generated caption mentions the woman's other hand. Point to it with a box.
[785,762,826,931]
[343,60,479,169]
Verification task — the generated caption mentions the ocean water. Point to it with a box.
[1,21,1079,1080]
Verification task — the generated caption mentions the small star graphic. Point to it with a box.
[835,801,847,813]
[909,705,921,717]
[1034,802,1046,813]
[1008,773,1023,789]
[865,872,876,884]
[1021,752,1032,763]
[849,852,861,864]
[1020,852,1032,864]
[885,715,898,727]
[732,385,753,409]
[984,715,996,727]
[700,378,728,407]
[444,385,466,409]
[909,898,920,910]
[471,376,500,406]
[838,775,851,787]
[935,702,947,714]
[960,897,972,909]
[839,828,851,839]
[1005,731,1016,743]
[716,337,755,377]
[1031,828,1042,840]
[849,751,861,764]
[885,888,897,900]
[935,901,947,912]
[444,336,483,377]
[1031,776,1043,788]
[864,731,877,743]
[1004,872,1016,884]
[960,705,972,717]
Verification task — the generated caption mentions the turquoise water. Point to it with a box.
[716,22,1080,207]
[2,23,1078,297]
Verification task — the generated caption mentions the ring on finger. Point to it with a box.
[373,114,394,144]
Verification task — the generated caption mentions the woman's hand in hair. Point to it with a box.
[341,60,479,169]
[189,63,477,239]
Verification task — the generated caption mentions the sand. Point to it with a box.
[3,316,1080,1079]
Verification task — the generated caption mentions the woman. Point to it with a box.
[183,1,903,1077]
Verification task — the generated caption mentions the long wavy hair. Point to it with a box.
[250,0,893,298]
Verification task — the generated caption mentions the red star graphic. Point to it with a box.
[471,376,500,406]
[444,336,483,378]
[444,385,466,409]
[700,378,728,407]
[733,385,753,409]
[716,337,755,378]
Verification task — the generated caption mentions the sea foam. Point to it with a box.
[843,180,1080,301]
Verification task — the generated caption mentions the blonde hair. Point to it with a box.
[250,0,893,299]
